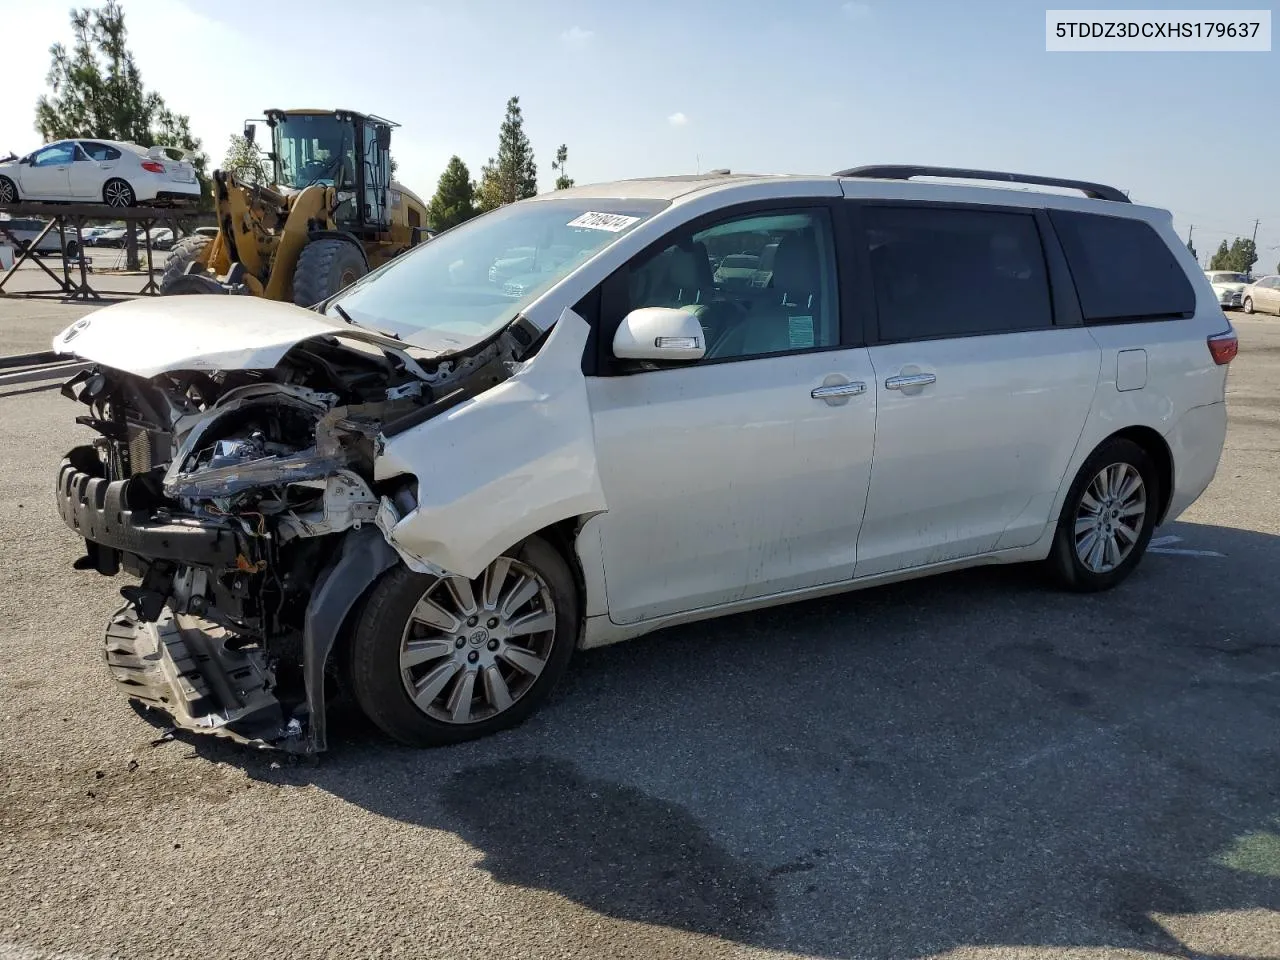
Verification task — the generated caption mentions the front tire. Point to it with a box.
[0,176,17,204]
[292,238,367,307]
[103,178,136,207]
[1243,296,1254,314]
[349,536,579,747]
[1045,438,1159,592]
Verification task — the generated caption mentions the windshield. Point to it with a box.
[274,115,355,189]
[328,198,666,352]
[1209,272,1248,284]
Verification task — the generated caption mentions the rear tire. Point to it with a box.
[349,536,579,747]
[292,238,367,307]
[159,235,212,295]
[0,176,17,204]
[103,178,136,207]
[1045,438,1159,593]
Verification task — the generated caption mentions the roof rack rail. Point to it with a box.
[833,165,1130,203]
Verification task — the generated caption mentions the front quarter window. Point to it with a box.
[329,198,665,352]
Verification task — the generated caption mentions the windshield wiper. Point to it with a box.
[330,301,401,340]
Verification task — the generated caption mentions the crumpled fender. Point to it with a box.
[373,308,606,579]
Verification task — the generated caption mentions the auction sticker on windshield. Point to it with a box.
[567,212,642,232]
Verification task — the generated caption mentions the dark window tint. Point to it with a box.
[863,205,1053,341]
[80,142,121,161]
[1048,210,1194,322]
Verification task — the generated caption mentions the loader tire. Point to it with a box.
[292,238,367,307]
[159,236,213,295]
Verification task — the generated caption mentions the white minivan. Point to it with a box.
[53,165,1234,752]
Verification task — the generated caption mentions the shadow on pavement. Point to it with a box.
[184,520,1280,959]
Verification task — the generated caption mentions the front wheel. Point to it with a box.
[348,536,579,746]
[291,237,367,307]
[1242,296,1254,314]
[1045,438,1159,592]
[0,176,17,204]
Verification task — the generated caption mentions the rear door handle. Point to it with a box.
[885,373,936,390]
[811,381,866,400]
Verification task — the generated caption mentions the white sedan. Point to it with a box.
[0,139,200,207]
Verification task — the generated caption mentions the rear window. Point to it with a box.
[80,142,121,162]
[1049,210,1195,322]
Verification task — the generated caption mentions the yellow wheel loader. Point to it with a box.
[160,108,429,305]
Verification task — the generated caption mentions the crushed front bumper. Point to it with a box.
[56,445,400,754]
[104,605,299,749]
[56,447,241,575]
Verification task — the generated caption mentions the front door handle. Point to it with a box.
[811,381,866,400]
[885,373,937,391]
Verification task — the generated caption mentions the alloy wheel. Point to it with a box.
[398,555,557,725]
[1073,462,1147,574]
[0,179,15,204]
[104,180,133,207]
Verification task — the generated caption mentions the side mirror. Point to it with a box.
[376,126,391,151]
[612,307,706,362]
[243,123,256,144]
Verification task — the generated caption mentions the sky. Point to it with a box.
[2,0,1277,270]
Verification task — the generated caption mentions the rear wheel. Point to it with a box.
[103,178,136,207]
[159,235,212,295]
[292,238,367,307]
[1045,438,1159,592]
[348,536,579,747]
[0,176,17,204]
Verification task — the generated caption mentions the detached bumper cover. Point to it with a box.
[56,447,241,567]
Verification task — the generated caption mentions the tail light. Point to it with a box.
[140,160,166,174]
[1207,330,1238,365]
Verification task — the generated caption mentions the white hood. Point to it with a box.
[52,296,413,378]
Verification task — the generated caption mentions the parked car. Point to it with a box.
[1205,271,1249,310]
[0,139,199,207]
[51,165,1233,752]
[713,252,761,289]
[1241,275,1280,316]
[0,215,81,258]
[136,227,176,250]
[90,227,131,247]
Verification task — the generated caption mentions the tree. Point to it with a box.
[476,96,538,211]
[1230,237,1258,275]
[1209,237,1259,274]
[428,156,478,232]
[35,0,212,270]
[551,143,573,190]
[1209,240,1232,271]
[221,134,267,185]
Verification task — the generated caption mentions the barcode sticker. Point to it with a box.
[788,315,815,349]
[566,212,641,232]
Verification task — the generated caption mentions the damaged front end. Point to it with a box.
[55,327,519,752]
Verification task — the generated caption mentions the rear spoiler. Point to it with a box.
[145,145,189,162]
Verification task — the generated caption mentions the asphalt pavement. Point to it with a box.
[1,297,1277,960]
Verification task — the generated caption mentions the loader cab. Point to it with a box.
[258,108,395,239]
